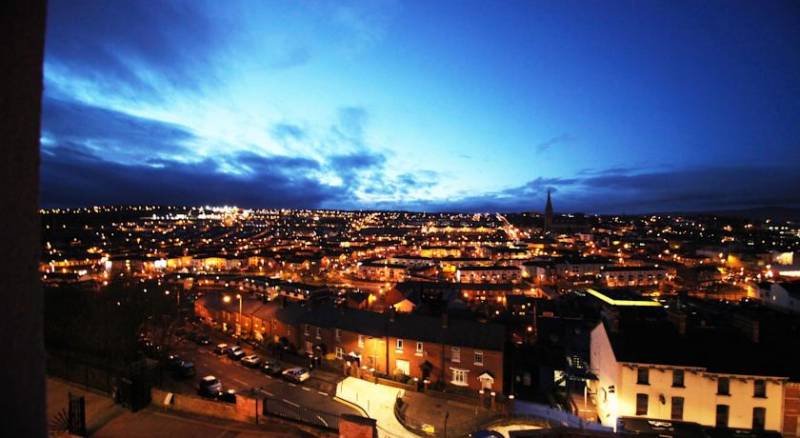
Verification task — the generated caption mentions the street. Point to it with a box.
[157,327,361,425]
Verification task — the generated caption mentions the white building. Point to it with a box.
[589,322,786,432]
[757,282,800,314]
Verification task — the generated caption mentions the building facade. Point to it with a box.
[590,323,786,432]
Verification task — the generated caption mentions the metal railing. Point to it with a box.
[262,395,340,431]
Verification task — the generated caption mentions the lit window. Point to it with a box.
[415,342,423,355]
[335,347,343,360]
[335,329,341,341]
[451,347,461,363]
[358,335,364,348]
[451,368,468,386]
[474,351,484,366]
[396,339,404,352]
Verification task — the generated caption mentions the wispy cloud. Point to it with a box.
[535,133,574,154]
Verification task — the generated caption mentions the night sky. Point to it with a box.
[40,0,800,213]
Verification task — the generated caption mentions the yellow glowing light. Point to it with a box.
[223,295,231,303]
[586,288,662,307]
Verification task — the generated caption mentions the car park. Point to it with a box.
[281,367,311,383]
[241,354,261,368]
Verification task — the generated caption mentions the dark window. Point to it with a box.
[672,370,685,387]
[671,397,684,421]
[752,407,765,431]
[636,393,648,416]
[637,367,649,385]
[716,404,729,428]
[717,377,730,395]
[754,379,766,398]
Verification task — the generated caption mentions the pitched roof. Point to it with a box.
[604,322,796,378]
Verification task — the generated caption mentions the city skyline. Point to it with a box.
[41,0,800,213]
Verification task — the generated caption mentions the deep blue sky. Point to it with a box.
[40,0,800,213]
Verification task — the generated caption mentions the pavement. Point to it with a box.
[399,390,500,437]
[47,377,125,436]
[488,422,543,438]
[94,406,318,437]
[336,376,418,438]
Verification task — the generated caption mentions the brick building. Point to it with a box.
[195,294,505,394]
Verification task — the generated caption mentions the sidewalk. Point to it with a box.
[94,406,318,437]
[335,377,418,438]
[46,377,125,436]
[400,390,500,437]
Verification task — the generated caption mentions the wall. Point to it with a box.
[785,382,800,437]
[151,388,258,424]
[619,365,783,430]
[589,323,621,428]
[1,1,47,437]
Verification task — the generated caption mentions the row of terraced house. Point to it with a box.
[194,293,506,395]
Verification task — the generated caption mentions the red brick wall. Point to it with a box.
[785,382,800,438]
[194,301,504,393]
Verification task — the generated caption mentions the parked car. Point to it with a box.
[218,389,237,403]
[196,335,210,345]
[282,367,311,383]
[198,375,222,397]
[213,343,228,355]
[227,346,246,361]
[261,360,283,376]
[241,355,261,368]
[172,361,196,379]
[165,353,183,370]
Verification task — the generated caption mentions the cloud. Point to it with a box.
[41,96,194,163]
[535,133,574,154]
[330,0,399,55]
[271,123,307,142]
[40,143,345,209]
[45,0,228,94]
[412,165,800,214]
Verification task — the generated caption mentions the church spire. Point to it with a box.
[544,189,553,233]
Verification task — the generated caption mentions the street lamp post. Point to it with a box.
[223,294,243,336]
[236,294,243,337]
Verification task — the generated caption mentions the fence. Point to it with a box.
[47,352,116,395]
[513,400,611,433]
[262,395,340,431]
